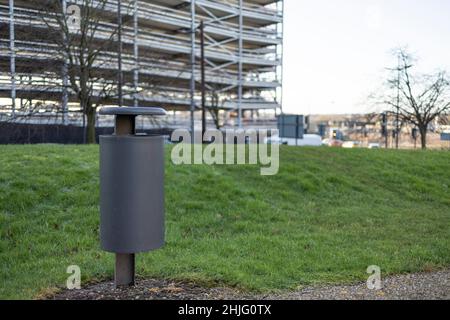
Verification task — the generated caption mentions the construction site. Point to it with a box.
[0,0,284,142]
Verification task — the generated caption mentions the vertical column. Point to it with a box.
[200,21,206,136]
[19,76,23,109]
[190,0,196,139]
[133,0,139,108]
[28,76,32,110]
[278,0,284,116]
[9,0,16,117]
[114,113,137,287]
[117,0,123,107]
[62,0,69,125]
[237,0,243,128]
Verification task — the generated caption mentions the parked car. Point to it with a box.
[266,134,323,147]
[326,139,344,148]
[368,143,381,149]
[342,141,361,149]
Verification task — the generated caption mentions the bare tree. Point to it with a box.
[34,0,129,143]
[384,49,450,149]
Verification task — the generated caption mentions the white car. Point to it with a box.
[266,134,323,147]
[368,143,381,149]
[342,141,361,149]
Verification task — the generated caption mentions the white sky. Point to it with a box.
[282,0,450,115]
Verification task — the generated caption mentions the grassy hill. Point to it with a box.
[0,145,449,299]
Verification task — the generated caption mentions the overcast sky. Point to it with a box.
[282,0,450,115]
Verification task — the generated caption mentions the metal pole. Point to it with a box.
[28,76,32,109]
[133,0,139,108]
[114,114,138,287]
[190,0,196,141]
[279,0,285,116]
[117,0,123,107]
[200,21,206,137]
[237,0,243,128]
[9,0,16,117]
[114,1,134,286]
[62,0,69,125]
[115,253,135,287]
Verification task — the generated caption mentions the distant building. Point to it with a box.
[1,0,284,128]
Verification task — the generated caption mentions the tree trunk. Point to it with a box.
[419,127,427,150]
[79,98,87,144]
[86,106,96,144]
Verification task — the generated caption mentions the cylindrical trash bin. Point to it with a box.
[100,135,165,253]
[99,107,167,287]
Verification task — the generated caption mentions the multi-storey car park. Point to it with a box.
[0,0,283,130]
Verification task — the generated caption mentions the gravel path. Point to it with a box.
[52,269,450,300]
[265,269,450,300]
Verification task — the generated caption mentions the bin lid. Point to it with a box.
[99,107,167,117]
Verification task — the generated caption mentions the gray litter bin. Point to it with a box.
[99,107,167,287]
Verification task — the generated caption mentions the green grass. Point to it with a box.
[0,145,449,299]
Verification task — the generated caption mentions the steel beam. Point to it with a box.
[278,0,284,116]
[237,0,243,128]
[200,21,206,136]
[62,0,68,125]
[9,0,15,117]
[133,0,139,108]
[117,0,123,107]
[190,0,196,140]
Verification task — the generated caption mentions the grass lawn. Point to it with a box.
[0,145,449,299]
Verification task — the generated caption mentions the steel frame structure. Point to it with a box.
[0,0,284,128]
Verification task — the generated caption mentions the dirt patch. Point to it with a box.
[52,279,251,300]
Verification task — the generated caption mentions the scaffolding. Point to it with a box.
[0,0,284,129]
